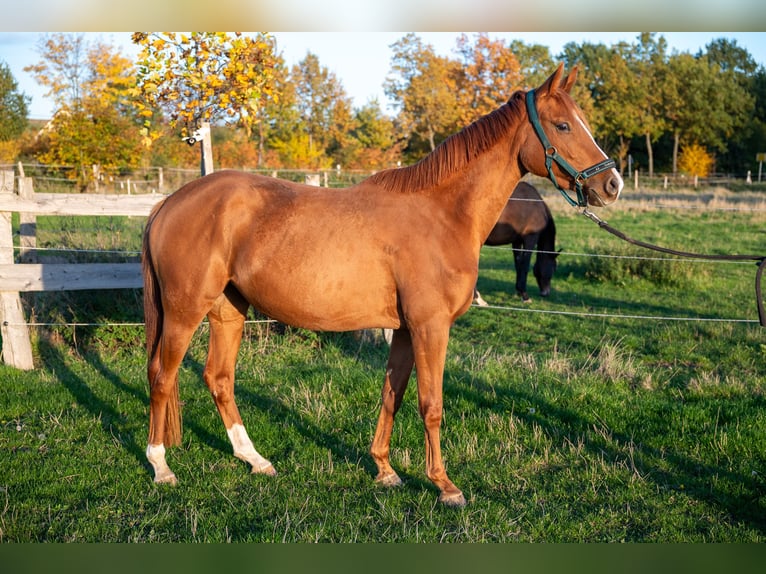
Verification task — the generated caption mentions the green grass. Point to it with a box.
[1,187,765,541]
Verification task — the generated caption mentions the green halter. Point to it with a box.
[526,89,616,208]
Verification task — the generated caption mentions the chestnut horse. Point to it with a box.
[142,64,622,507]
[474,181,558,305]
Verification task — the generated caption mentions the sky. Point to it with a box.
[1,31,765,120]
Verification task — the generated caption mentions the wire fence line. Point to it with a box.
[2,319,277,328]
[5,243,757,267]
[469,303,761,325]
[3,302,759,329]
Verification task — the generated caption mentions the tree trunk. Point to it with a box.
[672,131,680,175]
[427,125,436,152]
[645,132,654,178]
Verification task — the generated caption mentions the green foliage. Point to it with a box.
[269,130,331,170]
[0,62,29,141]
[37,103,144,190]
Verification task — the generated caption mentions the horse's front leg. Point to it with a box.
[205,289,275,476]
[411,319,466,507]
[513,238,534,302]
[370,327,414,487]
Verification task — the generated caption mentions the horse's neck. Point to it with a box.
[451,148,526,249]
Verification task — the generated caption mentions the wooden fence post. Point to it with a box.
[18,175,37,263]
[0,169,34,370]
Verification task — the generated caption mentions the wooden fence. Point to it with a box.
[0,170,165,370]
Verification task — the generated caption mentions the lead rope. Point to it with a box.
[581,208,766,327]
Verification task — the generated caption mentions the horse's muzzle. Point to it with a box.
[587,172,623,206]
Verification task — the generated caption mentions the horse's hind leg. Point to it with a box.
[370,327,415,487]
[205,286,275,476]
[147,320,199,485]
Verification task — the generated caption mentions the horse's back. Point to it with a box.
[144,170,430,332]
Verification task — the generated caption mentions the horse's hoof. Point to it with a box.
[438,490,467,507]
[521,294,532,303]
[252,463,277,477]
[153,472,178,486]
[375,472,403,488]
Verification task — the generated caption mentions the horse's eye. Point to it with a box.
[555,122,571,133]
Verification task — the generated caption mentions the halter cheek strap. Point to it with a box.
[526,89,616,208]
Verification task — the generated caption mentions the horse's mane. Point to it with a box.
[368,90,527,193]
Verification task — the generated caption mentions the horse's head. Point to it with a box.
[521,64,623,208]
[533,250,560,297]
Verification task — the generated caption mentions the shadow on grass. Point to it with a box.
[36,338,149,475]
[179,352,434,499]
[444,359,766,537]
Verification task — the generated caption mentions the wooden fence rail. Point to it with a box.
[0,170,165,369]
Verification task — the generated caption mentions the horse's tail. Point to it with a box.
[142,200,182,447]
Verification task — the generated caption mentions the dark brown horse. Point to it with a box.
[142,64,622,507]
[474,181,558,305]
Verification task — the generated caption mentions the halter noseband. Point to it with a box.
[526,89,616,208]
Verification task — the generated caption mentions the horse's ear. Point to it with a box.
[562,66,578,93]
[539,62,565,96]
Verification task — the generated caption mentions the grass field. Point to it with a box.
[1,182,765,542]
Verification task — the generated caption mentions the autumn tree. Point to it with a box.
[453,33,523,125]
[385,33,461,155]
[131,32,279,141]
[347,99,401,169]
[24,33,143,189]
[678,142,714,178]
[290,52,357,167]
[250,56,293,167]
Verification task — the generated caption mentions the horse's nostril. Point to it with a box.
[609,176,623,196]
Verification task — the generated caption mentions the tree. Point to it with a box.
[509,40,555,88]
[703,38,758,78]
[665,52,754,174]
[385,33,461,154]
[132,32,279,139]
[348,99,401,169]
[25,33,89,109]
[0,62,29,142]
[453,33,523,126]
[702,38,760,173]
[291,52,357,167]
[24,33,143,189]
[560,41,631,162]
[630,33,669,177]
[37,101,144,190]
[678,142,714,178]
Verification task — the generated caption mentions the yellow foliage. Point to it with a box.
[0,140,19,163]
[679,142,715,178]
[133,32,279,137]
